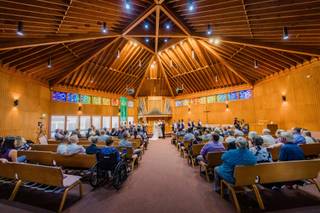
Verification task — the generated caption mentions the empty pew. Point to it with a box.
[199,151,225,182]
[221,159,320,213]
[9,162,82,213]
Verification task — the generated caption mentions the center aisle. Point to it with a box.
[70,138,234,213]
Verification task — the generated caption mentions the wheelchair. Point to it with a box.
[89,152,128,190]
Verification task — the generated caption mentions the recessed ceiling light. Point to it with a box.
[164,38,168,43]
[188,1,195,11]
[145,38,150,43]
[125,0,130,10]
[306,74,311,78]
[16,21,24,36]
[165,23,171,30]
[144,22,149,30]
[283,26,289,40]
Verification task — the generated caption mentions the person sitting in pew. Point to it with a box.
[15,136,31,151]
[119,132,142,156]
[213,137,257,192]
[57,137,69,155]
[100,137,121,162]
[98,130,110,143]
[225,136,237,150]
[249,136,272,163]
[86,136,100,154]
[0,136,26,162]
[197,133,225,163]
[279,132,304,161]
[54,129,65,141]
[67,135,85,154]
[261,128,275,147]
[303,131,317,144]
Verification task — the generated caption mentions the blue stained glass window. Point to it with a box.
[239,90,252,99]
[228,92,239,101]
[52,91,66,102]
[217,94,227,102]
[67,93,79,103]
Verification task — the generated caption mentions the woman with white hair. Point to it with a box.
[279,132,304,161]
[213,137,257,192]
[261,128,275,147]
[66,135,85,154]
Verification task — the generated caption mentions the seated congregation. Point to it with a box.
[0,125,148,212]
[172,122,320,212]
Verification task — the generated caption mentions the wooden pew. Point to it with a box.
[199,151,225,182]
[221,159,320,213]
[0,162,19,200]
[31,144,105,152]
[17,150,96,169]
[10,162,82,213]
[300,143,320,158]
[188,144,204,167]
[267,145,281,161]
[116,147,138,171]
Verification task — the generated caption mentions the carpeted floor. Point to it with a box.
[0,138,319,213]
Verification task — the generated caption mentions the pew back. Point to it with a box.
[0,162,16,179]
[206,151,225,168]
[18,150,54,165]
[191,144,204,156]
[14,163,63,187]
[300,143,320,157]
[234,159,320,186]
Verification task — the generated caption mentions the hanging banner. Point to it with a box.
[120,97,128,123]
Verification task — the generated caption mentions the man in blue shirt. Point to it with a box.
[197,133,225,163]
[292,127,306,145]
[86,136,100,154]
[279,131,304,161]
[100,137,120,162]
[214,137,257,192]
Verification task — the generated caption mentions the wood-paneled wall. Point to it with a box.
[173,60,320,132]
[0,68,50,141]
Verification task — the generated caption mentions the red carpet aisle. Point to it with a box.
[69,138,234,213]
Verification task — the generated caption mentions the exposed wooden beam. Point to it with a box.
[123,36,155,54]
[157,55,174,96]
[135,55,155,97]
[194,36,320,57]
[199,40,253,85]
[50,36,120,86]
[56,0,73,33]
[159,5,191,36]
[0,33,120,51]
[122,4,157,35]
[155,6,160,53]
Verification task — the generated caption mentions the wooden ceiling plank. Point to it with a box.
[157,55,174,96]
[135,55,155,97]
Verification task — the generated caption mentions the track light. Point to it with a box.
[283,26,289,40]
[165,23,171,30]
[47,56,52,68]
[188,0,195,11]
[125,0,130,10]
[254,60,258,69]
[207,24,212,35]
[16,21,24,36]
[101,22,107,34]
[191,50,195,59]
[144,22,149,30]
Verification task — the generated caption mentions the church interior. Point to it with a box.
[0,0,320,212]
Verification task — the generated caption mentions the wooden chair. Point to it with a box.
[0,162,19,200]
[10,163,82,213]
[188,144,204,167]
[221,160,320,213]
[176,136,184,150]
[300,143,320,158]
[199,151,225,182]
[180,141,191,158]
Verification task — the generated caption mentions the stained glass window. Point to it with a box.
[112,99,119,106]
[52,92,66,102]
[200,97,206,104]
[92,96,101,105]
[239,90,252,99]
[102,98,110,105]
[80,95,91,104]
[207,95,217,103]
[228,92,239,101]
[217,94,227,102]
[67,93,79,103]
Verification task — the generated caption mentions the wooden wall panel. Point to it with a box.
[0,68,50,141]
[173,60,320,132]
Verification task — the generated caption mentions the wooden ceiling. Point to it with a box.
[0,0,319,97]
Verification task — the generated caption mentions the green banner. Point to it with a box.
[120,97,128,123]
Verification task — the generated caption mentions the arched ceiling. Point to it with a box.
[0,0,319,97]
